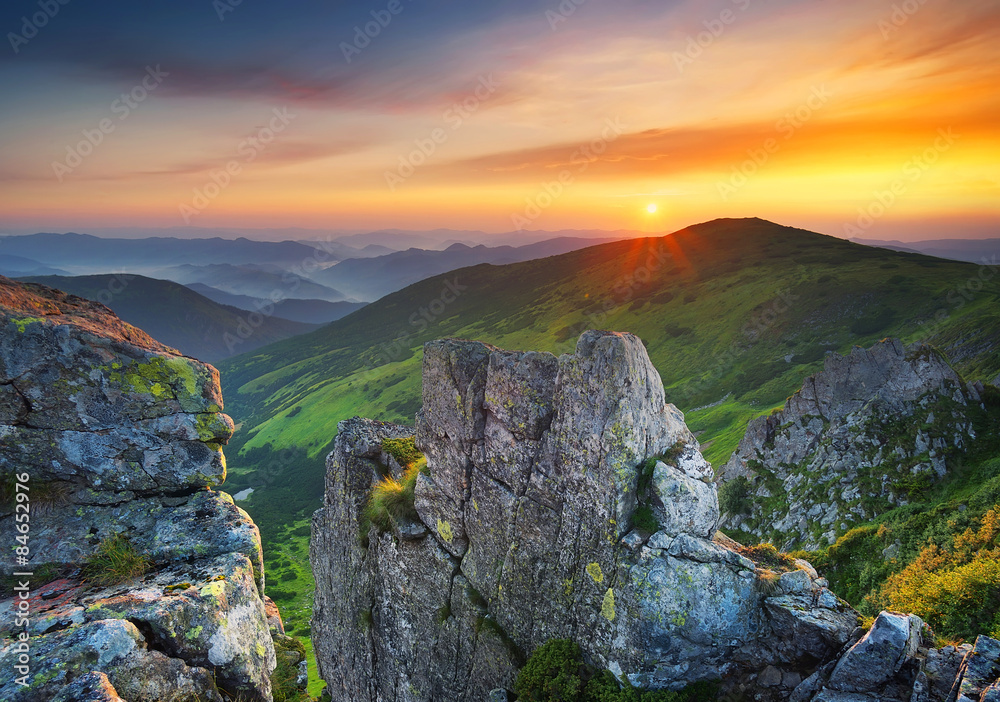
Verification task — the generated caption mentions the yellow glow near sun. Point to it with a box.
[646,203,657,214]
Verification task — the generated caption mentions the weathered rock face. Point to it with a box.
[0,277,281,701]
[786,612,1000,702]
[311,331,859,700]
[720,338,988,548]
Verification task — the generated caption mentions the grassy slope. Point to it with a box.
[21,274,314,363]
[217,218,1000,670]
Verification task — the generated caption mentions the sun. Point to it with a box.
[646,203,658,214]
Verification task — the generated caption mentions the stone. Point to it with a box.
[651,460,719,539]
[828,612,919,692]
[50,672,125,702]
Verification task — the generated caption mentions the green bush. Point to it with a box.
[81,533,152,587]
[718,476,752,516]
[515,639,717,702]
[515,639,585,702]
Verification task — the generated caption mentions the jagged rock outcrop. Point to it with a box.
[311,331,860,700]
[0,277,283,701]
[784,612,1000,702]
[720,338,988,548]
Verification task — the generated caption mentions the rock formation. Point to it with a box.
[310,331,860,700]
[719,338,988,548]
[0,277,298,701]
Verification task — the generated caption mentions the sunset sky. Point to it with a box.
[1,0,997,240]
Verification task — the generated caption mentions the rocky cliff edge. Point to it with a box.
[0,277,294,701]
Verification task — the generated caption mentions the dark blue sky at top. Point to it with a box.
[1,0,641,110]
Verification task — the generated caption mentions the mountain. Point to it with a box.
[0,254,68,276]
[153,263,351,303]
[855,237,1000,265]
[0,232,341,275]
[186,282,367,325]
[332,227,641,251]
[19,274,316,362]
[219,218,1000,464]
[311,236,618,301]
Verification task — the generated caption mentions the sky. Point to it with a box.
[0,0,997,240]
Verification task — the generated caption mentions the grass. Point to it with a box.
[81,533,152,587]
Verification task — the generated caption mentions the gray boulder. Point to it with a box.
[311,331,859,700]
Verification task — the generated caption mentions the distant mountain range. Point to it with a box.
[0,232,350,275]
[854,237,1000,265]
[0,254,69,277]
[186,283,366,325]
[19,274,315,362]
[151,263,352,303]
[311,236,620,301]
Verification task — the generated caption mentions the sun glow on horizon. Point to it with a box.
[646,204,658,214]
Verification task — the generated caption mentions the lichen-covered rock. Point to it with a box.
[0,277,231,495]
[50,672,125,702]
[720,338,987,548]
[0,618,223,702]
[0,277,280,701]
[311,331,859,700]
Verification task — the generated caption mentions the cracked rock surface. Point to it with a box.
[310,331,859,700]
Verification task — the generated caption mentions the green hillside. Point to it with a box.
[216,218,1000,665]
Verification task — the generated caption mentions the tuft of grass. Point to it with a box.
[361,462,423,536]
[381,437,423,468]
[754,569,782,597]
[735,542,797,571]
[81,533,152,587]
[0,475,73,514]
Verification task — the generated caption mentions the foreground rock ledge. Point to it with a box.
[0,277,287,702]
[310,331,860,701]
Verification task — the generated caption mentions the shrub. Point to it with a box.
[515,639,585,702]
[81,533,152,586]
[718,476,752,516]
[516,639,716,702]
